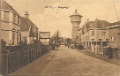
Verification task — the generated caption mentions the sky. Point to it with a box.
[6,0,120,38]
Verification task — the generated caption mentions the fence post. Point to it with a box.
[2,53,9,75]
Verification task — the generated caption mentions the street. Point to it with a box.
[10,46,120,76]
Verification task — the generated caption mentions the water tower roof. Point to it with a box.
[70,9,82,17]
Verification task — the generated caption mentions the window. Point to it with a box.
[102,31,106,36]
[12,29,16,45]
[110,37,115,41]
[17,30,20,45]
[17,17,20,25]
[18,17,21,25]
[4,11,9,21]
[23,37,27,44]
[91,31,95,36]
[13,13,16,23]
[16,15,18,24]
[99,39,102,41]
[89,42,91,46]
[15,15,20,25]
[106,39,109,42]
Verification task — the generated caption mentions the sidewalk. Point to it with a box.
[76,48,120,66]
[9,50,57,76]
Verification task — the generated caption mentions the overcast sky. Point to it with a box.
[6,0,120,38]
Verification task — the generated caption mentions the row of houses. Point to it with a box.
[0,1,51,75]
[0,0,39,46]
[77,18,120,55]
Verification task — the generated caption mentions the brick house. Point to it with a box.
[0,0,21,46]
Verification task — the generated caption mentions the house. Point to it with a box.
[107,21,120,50]
[0,0,21,46]
[79,19,110,54]
[20,12,38,44]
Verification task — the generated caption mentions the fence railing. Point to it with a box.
[1,42,49,75]
[74,44,120,59]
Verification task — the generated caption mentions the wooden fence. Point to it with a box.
[1,43,49,75]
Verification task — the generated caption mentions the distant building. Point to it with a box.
[70,9,82,43]
[39,32,50,45]
[20,12,38,44]
[0,0,21,46]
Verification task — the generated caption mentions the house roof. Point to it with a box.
[109,21,120,26]
[70,13,82,17]
[107,21,120,29]
[81,19,110,33]
[2,0,20,16]
[20,17,38,31]
[107,25,120,29]
[83,19,110,30]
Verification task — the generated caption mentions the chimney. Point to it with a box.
[24,11,29,19]
[75,9,77,13]
[87,19,89,22]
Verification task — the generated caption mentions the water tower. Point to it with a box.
[70,9,82,43]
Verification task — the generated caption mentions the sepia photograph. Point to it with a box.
[0,0,120,76]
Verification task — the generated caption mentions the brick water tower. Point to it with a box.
[70,9,82,43]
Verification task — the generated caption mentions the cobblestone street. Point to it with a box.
[10,46,120,76]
